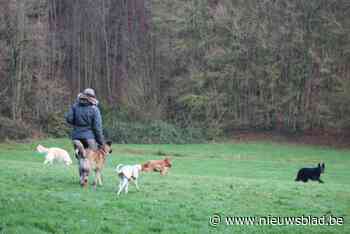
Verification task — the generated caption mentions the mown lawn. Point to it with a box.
[0,139,349,233]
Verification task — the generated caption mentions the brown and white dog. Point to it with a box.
[74,140,112,188]
[142,157,172,175]
[115,164,142,196]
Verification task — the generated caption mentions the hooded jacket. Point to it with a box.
[65,96,104,146]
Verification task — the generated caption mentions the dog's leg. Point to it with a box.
[125,179,129,194]
[134,179,140,191]
[123,177,129,194]
[47,153,55,165]
[81,171,89,187]
[160,168,168,176]
[318,179,324,183]
[117,177,128,196]
[95,170,103,186]
[93,169,98,190]
[120,177,128,197]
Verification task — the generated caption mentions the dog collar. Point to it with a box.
[99,148,107,155]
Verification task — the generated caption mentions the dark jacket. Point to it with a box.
[65,98,104,146]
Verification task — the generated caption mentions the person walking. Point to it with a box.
[65,88,105,186]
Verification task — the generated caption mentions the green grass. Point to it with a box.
[0,139,349,233]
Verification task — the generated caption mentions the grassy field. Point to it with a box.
[0,139,349,234]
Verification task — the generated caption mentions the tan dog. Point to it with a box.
[36,144,72,166]
[142,157,172,175]
[74,141,112,188]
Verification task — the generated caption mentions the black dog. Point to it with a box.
[295,163,325,183]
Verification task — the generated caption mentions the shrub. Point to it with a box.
[0,117,31,141]
[45,112,70,138]
[104,119,205,144]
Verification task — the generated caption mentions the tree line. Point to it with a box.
[0,0,349,140]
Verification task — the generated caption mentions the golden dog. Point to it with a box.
[74,140,112,188]
[142,157,172,175]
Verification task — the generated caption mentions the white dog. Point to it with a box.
[36,144,72,166]
[115,164,142,196]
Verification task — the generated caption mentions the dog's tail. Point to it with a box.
[36,144,49,153]
[115,164,124,174]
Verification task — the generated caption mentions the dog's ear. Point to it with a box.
[106,140,112,146]
[164,157,171,162]
[322,163,325,168]
[318,163,321,168]
[141,163,150,171]
[165,158,172,167]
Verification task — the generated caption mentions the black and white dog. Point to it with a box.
[295,163,325,183]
